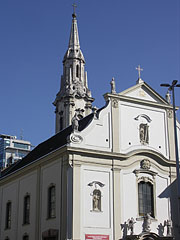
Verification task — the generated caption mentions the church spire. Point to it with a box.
[53,9,94,133]
[68,4,80,50]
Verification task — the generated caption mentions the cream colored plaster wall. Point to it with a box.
[17,171,38,240]
[0,181,19,240]
[40,160,61,236]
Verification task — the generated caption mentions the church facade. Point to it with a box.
[0,10,180,240]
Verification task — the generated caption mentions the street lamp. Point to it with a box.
[161,80,180,229]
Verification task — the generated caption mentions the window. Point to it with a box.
[138,181,154,217]
[48,185,56,218]
[23,235,29,240]
[76,65,79,78]
[13,142,29,150]
[23,195,30,224]
[5,201,11,229]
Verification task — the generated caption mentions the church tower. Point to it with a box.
[54,9,94,133]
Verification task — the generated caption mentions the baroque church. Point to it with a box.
[0,9,180,240]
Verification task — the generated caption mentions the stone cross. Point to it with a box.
[136,65,143,79]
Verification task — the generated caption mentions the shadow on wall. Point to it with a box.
[158,178,179,239]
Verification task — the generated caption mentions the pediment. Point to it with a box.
[119,81,168,105]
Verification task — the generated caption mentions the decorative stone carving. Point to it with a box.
[110,77,116,94]
[138,176,153,185]
[112,99,118,108]
[167,110,173,119]
[127,217,136,235]
[68,133,83,144]
[140,159,151,170]
[143,213,152,232]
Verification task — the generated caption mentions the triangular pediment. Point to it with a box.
[119,81,168,104]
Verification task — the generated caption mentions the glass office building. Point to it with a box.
[0,134,32,169]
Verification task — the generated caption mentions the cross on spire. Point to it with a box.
[136,65,143,79]
[72,3,77,18]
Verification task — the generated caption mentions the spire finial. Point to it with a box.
[72,3,77,18]
[136,65,143,79]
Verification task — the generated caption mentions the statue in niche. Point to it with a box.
[139,123,149,144]
[92,189,101,211]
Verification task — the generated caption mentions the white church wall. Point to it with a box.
[120,159,171,237]
[81,165,113,240]
[0,181,19,240]
[119,101,169,158]
[17,171,38,239]
[40,159,61,236]
[70,102,112,152]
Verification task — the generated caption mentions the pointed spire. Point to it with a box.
[68,5,80,50]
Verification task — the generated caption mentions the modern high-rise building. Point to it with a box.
[0,134,31,169]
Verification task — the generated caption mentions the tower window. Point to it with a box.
[5,201,11,229]
[76,65,79,78]
[138,181,154,217]
[23,195,30,224]
[48,185,56,218]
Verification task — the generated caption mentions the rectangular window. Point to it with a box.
[13,142,29,150]
[5,202,11,229]
[48,186,56,218]
[23,195,30,224]
[138,181,154,217]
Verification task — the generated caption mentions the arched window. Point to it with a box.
[138,181,154,217]
[92,189,101,212]
[48,185,56,218]
[23,195,30,224]
[5,201,11,229]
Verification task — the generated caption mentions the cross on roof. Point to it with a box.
[136,65,143,79]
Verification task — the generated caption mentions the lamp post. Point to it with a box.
[160,80,180,230]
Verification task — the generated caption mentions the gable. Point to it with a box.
[119,81,168,104]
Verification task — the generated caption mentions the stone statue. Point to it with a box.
[110,77,116,94]
[72,113,79,131]
[127,217,136,235]
[93,190,101,211]
[164,220,172,236]
[143,213,151,232]
[166,90,171,104]
[139,123,149,144]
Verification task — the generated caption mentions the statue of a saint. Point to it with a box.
[139,123,149,144]
[143,213,151,232]
[110,77,116,94]
[72,113,79,131]
[164,220,172,236]
[127,217,136,235]
[92,190,101,211]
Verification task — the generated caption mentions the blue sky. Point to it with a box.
[0,0,179,147]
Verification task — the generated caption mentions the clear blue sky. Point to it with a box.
[0,0,179,147]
